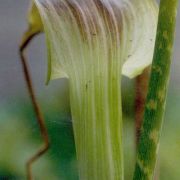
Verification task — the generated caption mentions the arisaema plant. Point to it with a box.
[19,0,178,179]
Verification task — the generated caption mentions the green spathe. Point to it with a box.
[24,0,158,80]
[24,0,158,179]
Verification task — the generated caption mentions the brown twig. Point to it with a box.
[135,67,150,144]
[19,32,50,180]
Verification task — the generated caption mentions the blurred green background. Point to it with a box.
[0,1,180,179]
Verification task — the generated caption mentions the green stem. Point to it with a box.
[69,63,123,180]
[133,0,178,179]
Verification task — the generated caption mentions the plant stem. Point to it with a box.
[133,0,178,179]
[69,64,123,180]
[19,33,50,180]
[135,67,150,144]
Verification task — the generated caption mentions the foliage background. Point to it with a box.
[0,1,180,179]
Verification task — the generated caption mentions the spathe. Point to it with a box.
[22,0,158,81]
[21,0,158,179]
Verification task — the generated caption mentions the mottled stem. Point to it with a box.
[133,0,178,179]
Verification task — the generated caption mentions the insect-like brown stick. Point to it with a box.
[19,32,50,180]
